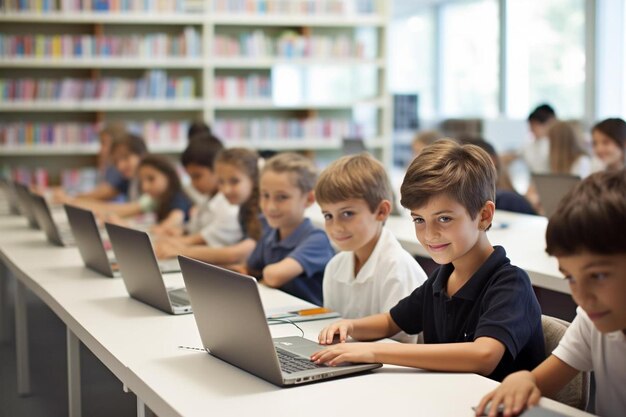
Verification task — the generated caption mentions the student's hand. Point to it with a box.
[310,343,376,366]
[225,264,248,275]
[154,240,182,260]
[318,319,354,345]
[475,371,540,417]
[50,187,70,204]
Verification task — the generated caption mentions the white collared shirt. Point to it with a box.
[323,227,427,342]
[186,192,242,247]
[552,307,626,417]
[522,137,550,174]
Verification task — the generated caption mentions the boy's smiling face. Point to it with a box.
[259,171,313,237]
[558,252,626,333]
[409,194,492,266]
[320,198,388,254]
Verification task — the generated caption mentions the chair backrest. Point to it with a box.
[541,315,590,410]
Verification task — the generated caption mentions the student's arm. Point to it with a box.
[151,209,185,235]
[76,183,120,201]
[155,238,256,265]
[312,334,506,376]
[318,313,402,344]
[260,258,304,288]
[475,355,579,417]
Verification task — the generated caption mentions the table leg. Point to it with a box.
[67,327,82,417]
[15,278,31,396]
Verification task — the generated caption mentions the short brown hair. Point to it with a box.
[316,153,392,212]
[400,139,496,219]
[546,169,626,256]
[262,152,317,194]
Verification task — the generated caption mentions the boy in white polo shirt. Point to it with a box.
[315,153,427,342]
[476,169,626,417]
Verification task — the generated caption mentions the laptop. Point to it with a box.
[30,193,75,246]
[64,204,122,278]
[531,173,580,218]
[13,182,40,229]
[0,178,21,215]
[178,255,382,386]
[105,223,190,315]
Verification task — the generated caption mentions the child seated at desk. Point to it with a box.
[315,153,427,342]
[475,169,626,417]
[154,135,241,245]
[311,140,545,382]
[245,152,334,305]
[155,148,261,266]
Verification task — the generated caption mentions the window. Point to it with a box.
[441,0,499,118]
[388,9,435,119]
[507,0,586,119]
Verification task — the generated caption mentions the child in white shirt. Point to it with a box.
[315,154,427,342]
[155,136,241,250]
[476,169,626,417]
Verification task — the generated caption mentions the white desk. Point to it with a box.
[307,206,567,294]
[0,211,593,417]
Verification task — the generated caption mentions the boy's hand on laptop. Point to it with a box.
[475,371,539,417]
[154,240,181,260]
[318,320,354,345]
[310,343,375,366]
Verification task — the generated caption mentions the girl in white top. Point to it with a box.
[476,170,626,417]
[315,154,427,342]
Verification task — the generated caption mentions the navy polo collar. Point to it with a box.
[432,246,508,301]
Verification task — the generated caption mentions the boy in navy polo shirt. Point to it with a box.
[246,153,334,305]
[312,139,545,381]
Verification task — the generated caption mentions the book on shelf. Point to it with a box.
[213,30,370,59]
[0,120,190,150]
[0,29,201,58]
[3,0,190,12]
[214,74,271,100]
[211,0,376,15]
[0,70,196,101]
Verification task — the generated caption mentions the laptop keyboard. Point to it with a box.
[276,349,321,374]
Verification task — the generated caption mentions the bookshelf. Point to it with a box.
[0,0,391,185]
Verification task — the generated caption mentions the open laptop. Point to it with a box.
[531,173,580,218]
[105,222,190,315]
[13,182,40,229]
[178,255,382,386]
[64,204,122,277]
[0,178,21,215]
[30,193,75,246]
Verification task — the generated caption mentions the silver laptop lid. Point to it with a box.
[178,255,285,386]
[30,193,67,246]
[0,179,21,214]
[531,173,580,218]
[105,222,175,314]
[64,204,115,277]
[13,183,39,229]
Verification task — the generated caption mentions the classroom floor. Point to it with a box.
[0,280,136,417]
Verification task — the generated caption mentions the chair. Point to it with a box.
[541,315,590,410]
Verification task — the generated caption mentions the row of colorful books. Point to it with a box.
[1,71,196,100]
[0,120,191,148]
[0,29,201,58]
[213,30,369,58]
[214,74,271,100]
[3,0,188,12]
[213,117,364,140]
[212,0,376,14]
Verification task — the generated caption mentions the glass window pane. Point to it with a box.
[388,9,435,119]
[441,0,499,118]
[507,0,585,119]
